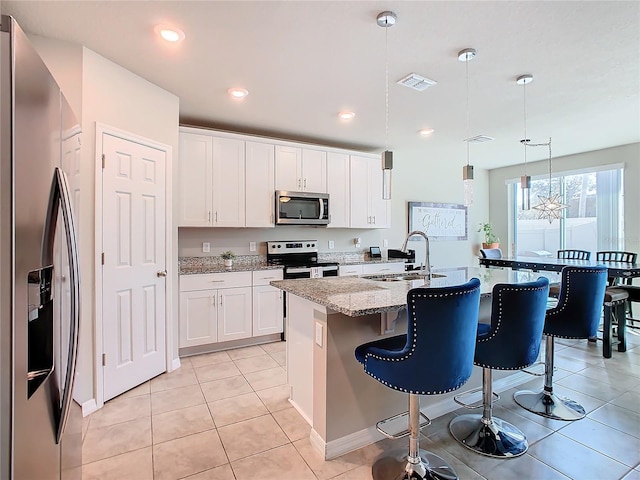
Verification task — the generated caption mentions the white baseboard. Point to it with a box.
[81,398,98,417]
[171,357,181,371]
[313,371,533,460]
[289,398,312,426]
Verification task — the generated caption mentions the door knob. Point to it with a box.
[156,270,167,277]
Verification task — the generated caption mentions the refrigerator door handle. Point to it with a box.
[42,167,81,444]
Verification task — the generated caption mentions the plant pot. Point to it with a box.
[224,259,233,268]
[482,242,500,249]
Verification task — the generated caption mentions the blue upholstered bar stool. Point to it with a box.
[515,266,607,420]
[449,278,550,458]
[355,278,481,480]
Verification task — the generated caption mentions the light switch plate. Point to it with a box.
[328,240,335,249]
[383,239,389,247]
[315,322,323,347]
[202,242,210,253]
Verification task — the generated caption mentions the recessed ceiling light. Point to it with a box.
[228,88,249,100]
[338,111,355,120]
[419,128,434,136]
[154,25,185,43]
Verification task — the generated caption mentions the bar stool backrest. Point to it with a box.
[557,249,591,260]
[545,266,608,338]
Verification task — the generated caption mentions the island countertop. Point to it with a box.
[271,266,559,316]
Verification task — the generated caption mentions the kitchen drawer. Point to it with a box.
[252,269,284,286]
[339,265,363,276]
[361,262,405,275]
[180,271,252,292]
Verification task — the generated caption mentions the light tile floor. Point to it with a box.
[82,334,640,479]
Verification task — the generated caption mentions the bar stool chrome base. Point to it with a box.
[514,390,585,421]
[371,448,458,480]
[449,414,527,458]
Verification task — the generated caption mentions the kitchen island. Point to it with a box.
[271,267,558,459]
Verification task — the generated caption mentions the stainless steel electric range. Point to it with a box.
[267,240,339,279]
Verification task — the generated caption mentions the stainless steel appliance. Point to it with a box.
[267,241,338,278]
[275,191,330,226]
[1,16,82,479]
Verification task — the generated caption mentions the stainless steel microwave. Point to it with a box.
[275,190,329,226]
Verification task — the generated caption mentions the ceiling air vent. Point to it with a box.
[397,73,437,91]
[464,135,495,144]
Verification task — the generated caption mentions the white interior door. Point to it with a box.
[102,133,167,401]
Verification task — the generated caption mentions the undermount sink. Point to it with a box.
[366,273,447,282]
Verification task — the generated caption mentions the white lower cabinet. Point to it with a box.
[179,269,283,348]
[179,290,218,347]
[218,286,252,342]
[252,270,284,336]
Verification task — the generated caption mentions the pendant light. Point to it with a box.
[459,48,476,207]
[377,11,396,200]
[517,74,533,210]
[531,137,568,223]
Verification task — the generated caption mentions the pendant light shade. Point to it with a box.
[378,11,396,200]
[459,48,476,207]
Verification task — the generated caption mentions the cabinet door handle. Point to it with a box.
[212,295,216,307]
[303,178,307,189]
[298,178,302,188]
[215,211,218,222]
[373,216,376,224]
[219,294,223,306]
[208,211,211,222]
[262,276,275,280]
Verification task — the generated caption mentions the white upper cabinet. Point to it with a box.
[178,130,245,227]
[179,128,386,229]
[326,152,350,228]
[245,141,275,227]
[212,136,245,227]
[301,148,327,193]
[349,155,390,229]
[179,133,213,226]
[275,145,327,193]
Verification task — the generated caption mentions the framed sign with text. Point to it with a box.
[408,202,468,241]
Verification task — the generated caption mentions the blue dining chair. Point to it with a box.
[355,278,481,480]
[514,266,607,420]
[449,277,550,458]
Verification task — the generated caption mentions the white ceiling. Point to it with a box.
[3,1,639,169]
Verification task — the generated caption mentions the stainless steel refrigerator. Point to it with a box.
[0,15,82,479]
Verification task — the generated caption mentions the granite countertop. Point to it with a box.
[179,256,282,275]
[270,267,560,317]
[179,253,405,274]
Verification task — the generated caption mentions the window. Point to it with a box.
[512,167,623,256]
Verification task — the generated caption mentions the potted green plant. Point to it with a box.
[221,250,236,268]
[478,222,500,249]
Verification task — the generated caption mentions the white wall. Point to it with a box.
[488,143,640,257]
[30,36,180,404]
[179,142,491,270]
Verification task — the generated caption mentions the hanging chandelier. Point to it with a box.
[377,11,396,200]
[531,138,568,223]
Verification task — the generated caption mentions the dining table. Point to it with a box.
[479,254,639,358]
[478,255,640,281]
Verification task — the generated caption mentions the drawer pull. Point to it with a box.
[210,280,225,283]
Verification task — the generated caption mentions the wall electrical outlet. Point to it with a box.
[249,241,256,252]
[354,237,361,248]
[328,240,335,249]
[202,242,210,253]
